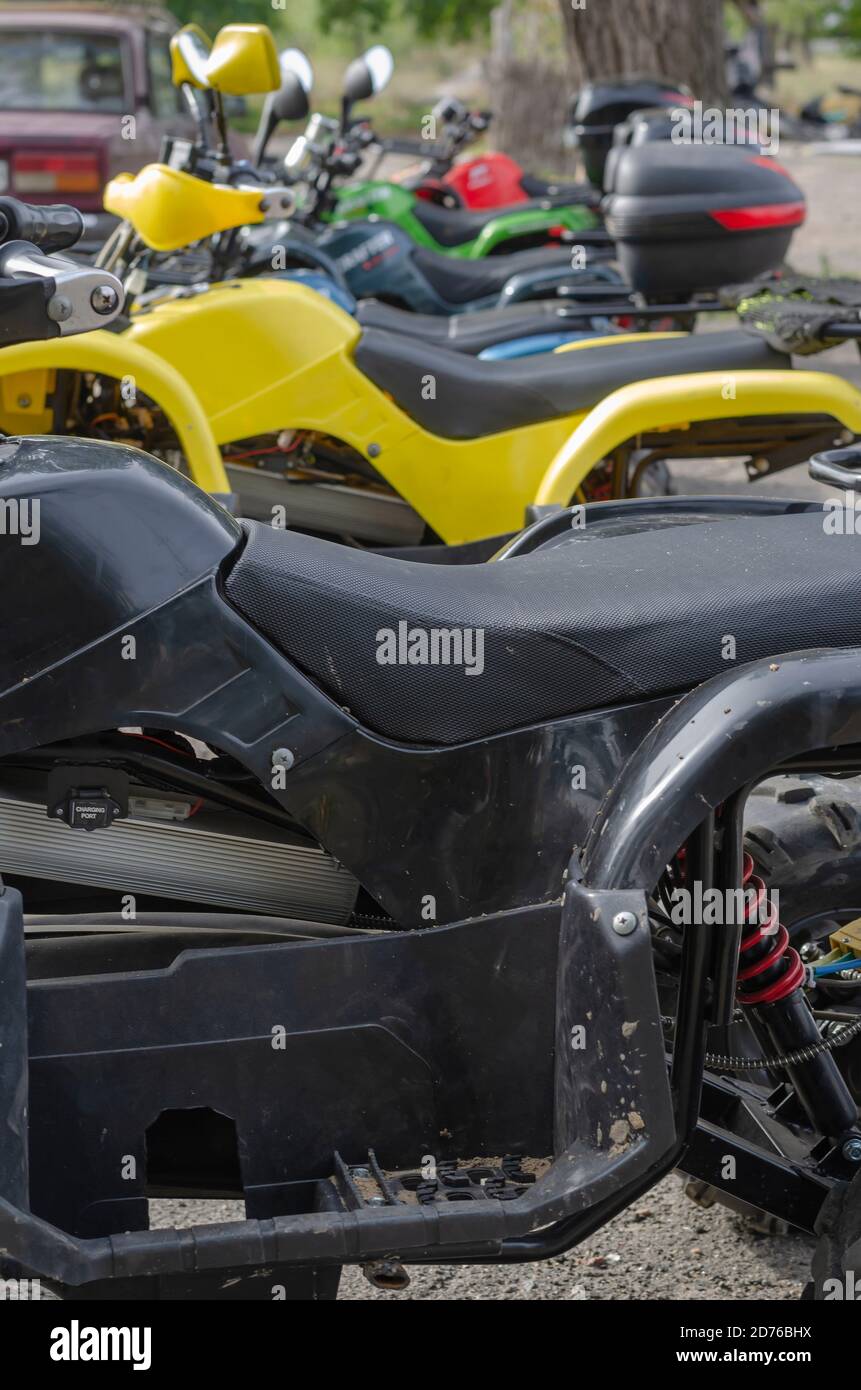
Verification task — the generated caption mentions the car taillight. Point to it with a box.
[12,151,101,195]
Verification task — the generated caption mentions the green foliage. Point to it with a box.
[318,0,391,30]
[834,0,861,42]
[762,0,861,41]
[167,0,274,34]
[317,0,495,40]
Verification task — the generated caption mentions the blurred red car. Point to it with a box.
[0,3,197,246]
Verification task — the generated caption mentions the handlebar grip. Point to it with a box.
[0,199,83,254]
[808,446,861,490]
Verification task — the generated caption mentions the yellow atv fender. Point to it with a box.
[536,369,861,507]
[0,331,228,495]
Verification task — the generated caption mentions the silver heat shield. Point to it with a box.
[0,783,358,925]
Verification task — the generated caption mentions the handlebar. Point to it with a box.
[380,134,454,160]
[0,239,124,343]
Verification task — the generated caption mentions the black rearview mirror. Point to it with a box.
[341,45,393,126]
[253,48,314,166]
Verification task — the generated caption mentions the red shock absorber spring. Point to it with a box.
[735,852,805,1007]
[730,851,859,1141]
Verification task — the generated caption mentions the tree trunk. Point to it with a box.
[488,0,580,175]
[559,0,727,105]
[489,0,727,173]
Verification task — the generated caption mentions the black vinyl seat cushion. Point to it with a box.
[519,172,593,203]
[411,244,577,305]
[355,298,598,354]
[224,511,861,747]
[354,328,787,438]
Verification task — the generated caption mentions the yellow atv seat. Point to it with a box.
[353,328,787,438]
[224,506,859,746]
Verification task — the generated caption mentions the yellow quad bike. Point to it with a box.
[1,30,860,546]
[4,265,861,548]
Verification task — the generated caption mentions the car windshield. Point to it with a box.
[0,30,126,112]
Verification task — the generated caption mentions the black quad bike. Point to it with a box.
[1,203,861,1304]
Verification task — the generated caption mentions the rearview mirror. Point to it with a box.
[170,24,212,90]
[252,48,314,165]
[205,23,280,96]
[280,49,314,99]
[341,44,394,120]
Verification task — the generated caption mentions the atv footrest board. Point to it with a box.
[0,880,678,1292]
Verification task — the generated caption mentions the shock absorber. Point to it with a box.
[736,853,859,1140]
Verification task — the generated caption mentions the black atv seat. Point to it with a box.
[519,172,594,203]
[354,328,787,438]
[411,244,584,305]
[224,510,861,747]
[413,195,590,248]
[355,298,601,354]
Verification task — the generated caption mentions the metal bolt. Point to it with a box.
[272,747,294,771]
[367,442,381,458]
[16,395,31,409]
[366,1196,386,1206]
[842,1137,861,1163]
[90,284,119,315]
[611,910,638,936]
[46,294,72,323]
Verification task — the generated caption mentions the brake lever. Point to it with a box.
[0,241,124,335]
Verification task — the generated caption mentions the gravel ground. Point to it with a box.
[147,144,859,1302]
[340,1176,815,1300]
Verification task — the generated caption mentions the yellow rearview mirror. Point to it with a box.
[205,24,280,96]
[170,24,212,90]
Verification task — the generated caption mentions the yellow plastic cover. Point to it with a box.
[170,25,212,89]
[104,165,266,252]
[205,24,280,95]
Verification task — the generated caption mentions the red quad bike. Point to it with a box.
[1,204,861,1304]
[408,77,695,211]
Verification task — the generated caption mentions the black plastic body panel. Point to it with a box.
[0,436,240,693]
[0,275,57,346]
